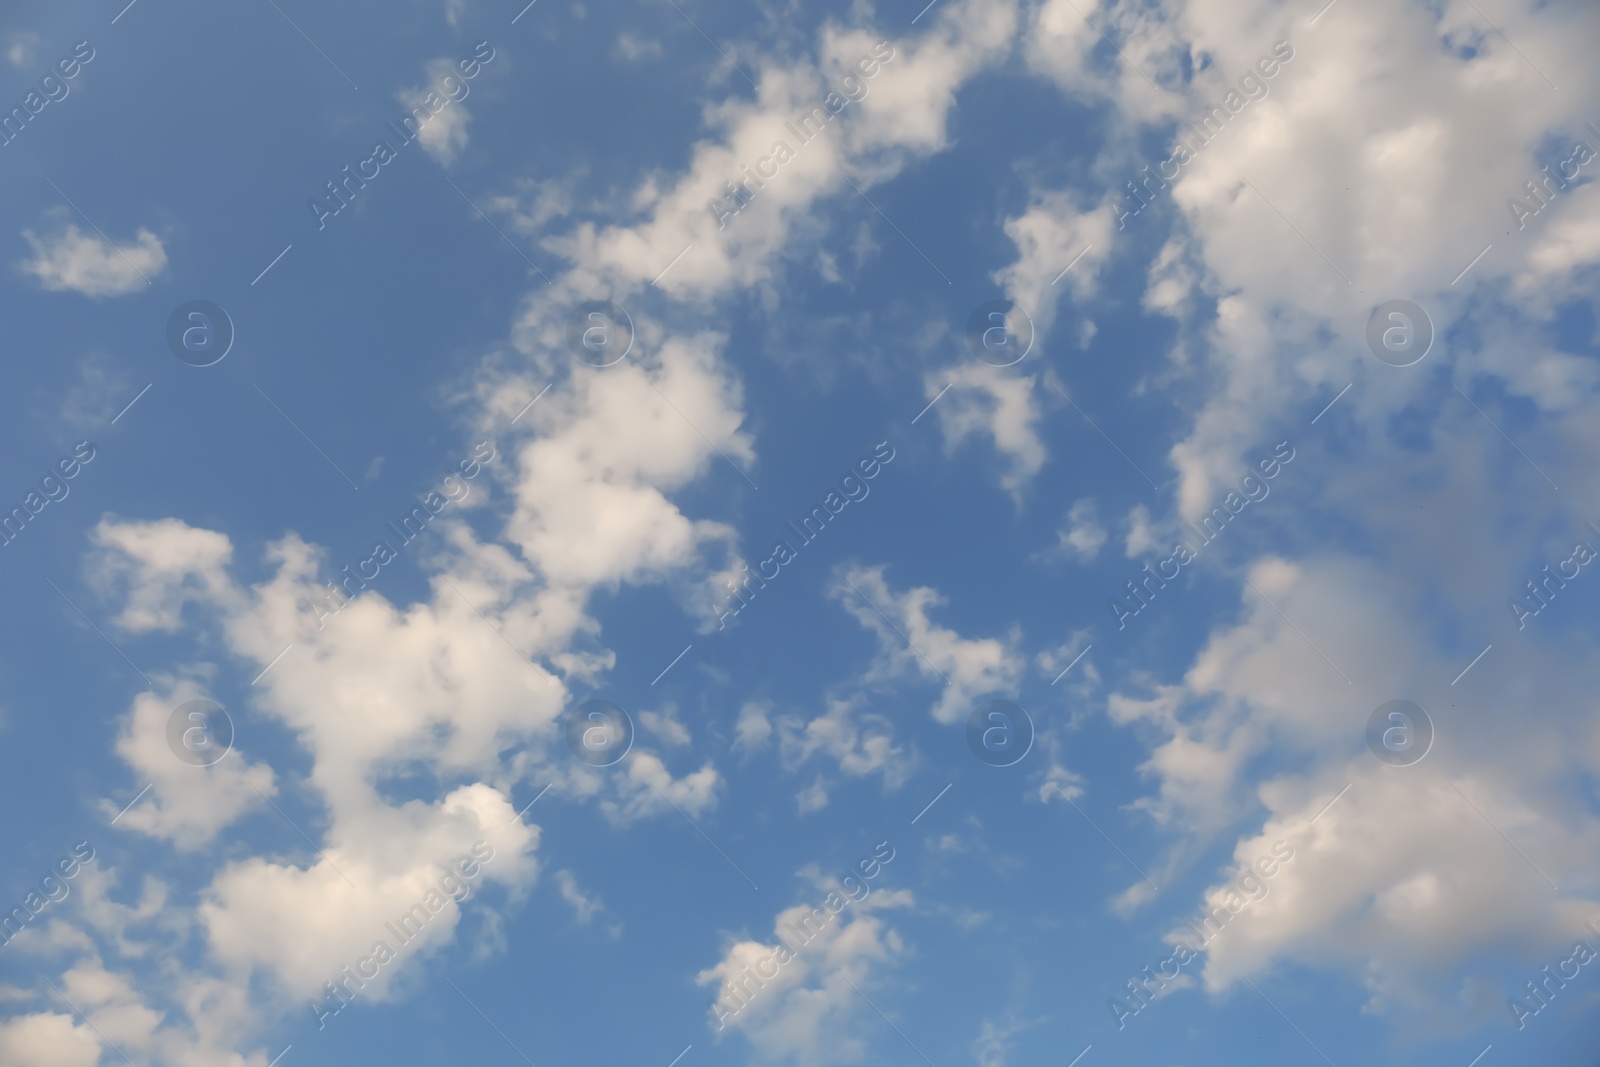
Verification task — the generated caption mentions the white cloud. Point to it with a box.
[971,1011,1045,1067]
[89,519,238,634]
[1100,547,1600,1024]
[99,684,276,850]
[10,7,1039,1063]
[553,869,601,923]
[794,775,830,814]
[831,564,1025,725]
[1005,0,1600,523]
[975,3,1600,1026]
[501,335,749,595]
[600,751,721,823]
[926,364,1047,499]
[776,696,914,805]
[19,224,166,297]
[1175,766,1600,1034]
[638,705,692,747]
[995,187,1112,349]
[1055,498,1106,560]
[490,176,577,239]
[400,59,474,165]
[6,32,38,68]
[201,785,537,1002]
[697,879,915,1066]
[58,356,135,432]
[0,1012,102,1067]
[732,701,774,754]
[539,0,1017,300]
[616,33,661,61]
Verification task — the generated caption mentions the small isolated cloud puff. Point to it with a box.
[6,32,39,68]
[616,33,661,61]
[732,701,773,754]
[554,869,621,937]
[599,750,720,823]
[927,364,1047,500]
[19,224,166,297]
[1056,498,1106,560]
[972,1011,1047,1067]
[400,59,474,165]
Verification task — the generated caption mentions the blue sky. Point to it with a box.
[2,0,1599,1065]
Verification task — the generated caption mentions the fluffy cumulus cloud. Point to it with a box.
[970,0,1600,1028]
[200,786,536,1003]
[39,419,730,1058]
[100,684,277,850]
[87,519,238,633]
[0,1012,102,1067]
[0,4,1033,1065]
[502,334,749,596]
[1180,767,1600,1028]
[1011,0,1600,518]
[18,223,166,297]
[5,5,1019,1054]
[15,0,1600,1059]
[697,867,914,1067]
[1105,549,1600,1021]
